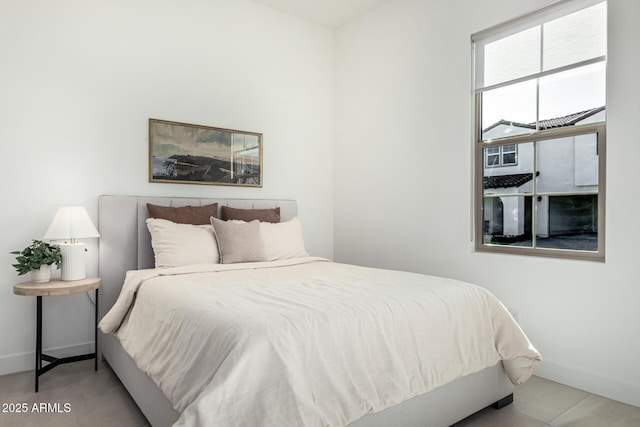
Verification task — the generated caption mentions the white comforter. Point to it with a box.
[99,257,541,427]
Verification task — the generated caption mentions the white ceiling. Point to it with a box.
[252,0,385,28]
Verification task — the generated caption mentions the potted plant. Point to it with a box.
[11,240,62,283]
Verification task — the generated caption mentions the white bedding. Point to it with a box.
[99,257,541,427]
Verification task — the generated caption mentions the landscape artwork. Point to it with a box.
[149,119,262,187]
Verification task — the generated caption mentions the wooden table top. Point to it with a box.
[13,277,100,297]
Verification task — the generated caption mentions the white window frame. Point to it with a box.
[485,144,518,167]
[501,144,517,165]
[472,0,606,261]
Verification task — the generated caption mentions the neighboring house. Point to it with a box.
[482,106,605,242]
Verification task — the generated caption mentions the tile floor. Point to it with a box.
[0,360,148,427]
[1,360,639,426]
[453,375,640,427]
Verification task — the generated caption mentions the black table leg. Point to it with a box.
[35,296,42,393]
[95,289,99,371]
[33,289,99,393]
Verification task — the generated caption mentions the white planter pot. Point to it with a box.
[30,265,51,283]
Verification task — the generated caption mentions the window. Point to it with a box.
[486,144,517,167]
[472,0,606,261]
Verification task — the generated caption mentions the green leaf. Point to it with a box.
[10,239,61,275]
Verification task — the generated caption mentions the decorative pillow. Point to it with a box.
[146,218,219,268]
[221,206,280,223]
[210,217,264,264]
[260,217,308,261]
[147,203,218,225]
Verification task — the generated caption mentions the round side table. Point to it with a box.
[13,277,100,392]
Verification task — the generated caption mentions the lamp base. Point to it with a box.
[58,243,87,281]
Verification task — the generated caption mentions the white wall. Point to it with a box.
[4,0,639,409]
[0,0,334,374]
[335,0,640,407]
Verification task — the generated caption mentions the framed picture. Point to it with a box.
[149,119,262,187]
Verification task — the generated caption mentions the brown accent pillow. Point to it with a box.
[146,203,218,225]
[221,206,280,223]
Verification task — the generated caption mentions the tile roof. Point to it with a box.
[483,106,605,133]
[537,106,605,129]
[484,173,533,189]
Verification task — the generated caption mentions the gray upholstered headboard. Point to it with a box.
[97,195,297,318]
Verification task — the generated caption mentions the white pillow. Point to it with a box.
[146,218,220,268]
[260,217,308,261]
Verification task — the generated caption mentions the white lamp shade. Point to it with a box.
[43,206,100,241]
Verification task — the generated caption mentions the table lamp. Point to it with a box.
[43,206,100,281]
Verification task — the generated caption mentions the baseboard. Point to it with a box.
[536,359,640,408]
[0,341,95,376]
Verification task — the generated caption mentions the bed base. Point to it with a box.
[98,195,514,427]
[104,333,512,427]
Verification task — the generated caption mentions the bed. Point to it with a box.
[97,195,540,427]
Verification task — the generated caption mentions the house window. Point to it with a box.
[486,144,517,167]
[472,0,606,261]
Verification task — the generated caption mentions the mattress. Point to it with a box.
[99,257,541,427]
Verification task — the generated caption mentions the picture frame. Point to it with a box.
[149,119,263,187]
